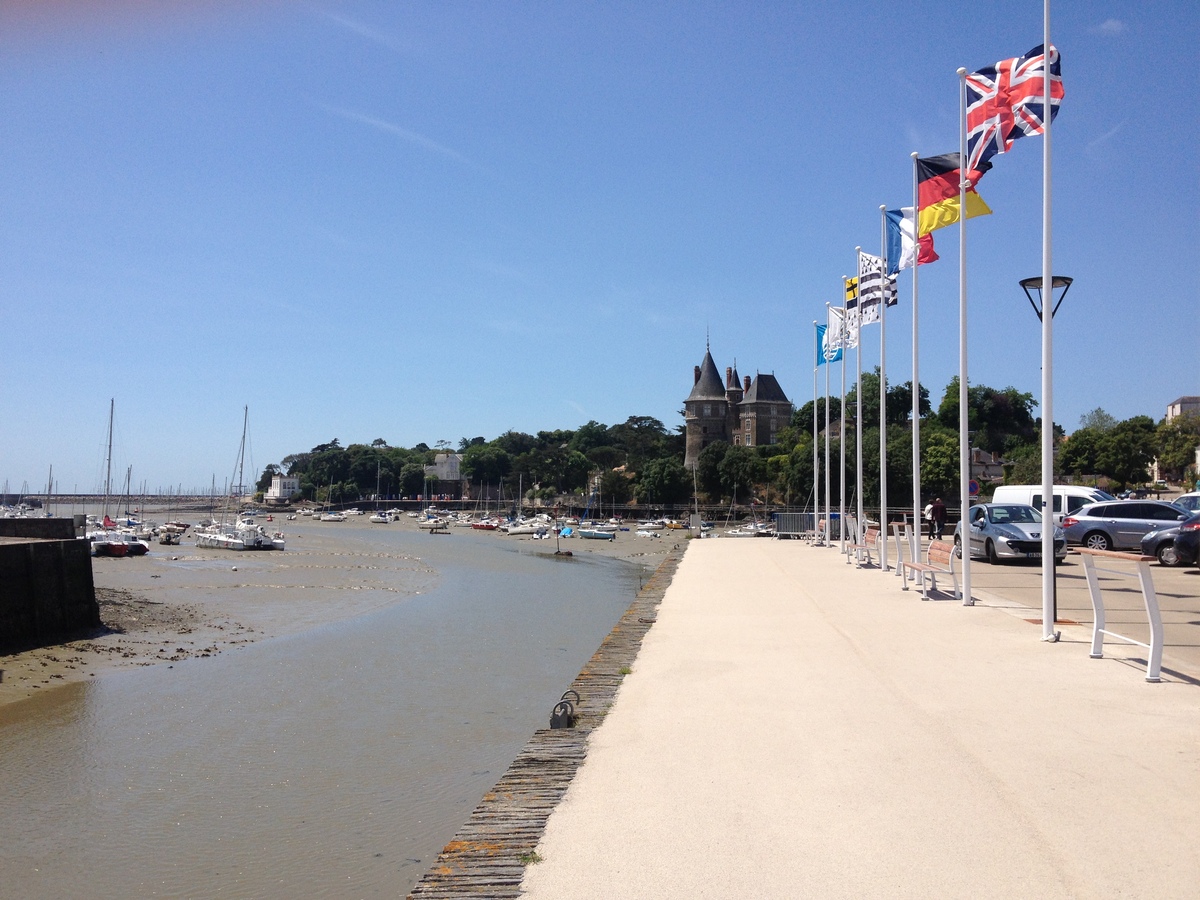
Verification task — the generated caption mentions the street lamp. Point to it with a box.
[1020,275,1072,321]
[1020,274,1072,639]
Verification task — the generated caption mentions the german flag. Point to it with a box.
[917,153,992,236]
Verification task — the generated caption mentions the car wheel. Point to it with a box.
[1156,542,1181,567]
[1083,531,1112,552]
[986,539,999,564]
[953,535,963,558]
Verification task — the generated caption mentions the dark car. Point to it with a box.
[1061,500,1191,552]
[1152,512,1200,566]
[1140,524,1186,566]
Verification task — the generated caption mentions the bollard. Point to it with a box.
[550,690,580,728]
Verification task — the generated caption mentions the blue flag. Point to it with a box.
[816,323,842,366]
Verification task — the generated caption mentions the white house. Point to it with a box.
[264,473,301,506]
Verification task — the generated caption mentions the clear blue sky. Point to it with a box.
[2,0,1196,496]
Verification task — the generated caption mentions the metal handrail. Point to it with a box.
[1077,548,1164,683]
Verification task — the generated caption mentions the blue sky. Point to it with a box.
[2,1,1196,496]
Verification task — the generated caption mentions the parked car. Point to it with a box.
[953,503,1067,563]
[1061,500,1192,551]
[1167,512,1200,566]
[1171,492,1200,512]
[1140,524,1187,566]
[989,484,1115,525]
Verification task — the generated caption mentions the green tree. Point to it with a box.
[634,456,692,505]
[1060,428,1103,476]
[461,444,513,485]
[255,464,280,493]
[599,469,633,505]
[1156,414,1200,481]
[717,445,766,500]
[937,379,1037,454]
[1096,416,1157,487]
[695,441,729,498]
[397,462,427,497]
[919,426,959,502]
[1079,408,1117,432]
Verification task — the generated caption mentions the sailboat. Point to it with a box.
[87,399,150,556]
[195,407,285,550]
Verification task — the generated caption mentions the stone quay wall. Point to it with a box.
[0,519,99,652]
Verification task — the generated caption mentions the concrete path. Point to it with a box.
[519,539,1199,899]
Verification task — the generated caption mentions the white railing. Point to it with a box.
[1077,548,1164,683]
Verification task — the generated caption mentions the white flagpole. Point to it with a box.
[1040,1,1057,639]
[957,67,973,606]
[839,283,848,555]
[813,321,821,544]
[852,261,863,556]
[825,304,833,546]
[910,152,921,563]
[878,209,889,571]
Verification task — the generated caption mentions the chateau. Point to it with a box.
[683,345,793,469]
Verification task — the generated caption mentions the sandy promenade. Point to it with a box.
[0,519,678,708]
[519,538,1200,899]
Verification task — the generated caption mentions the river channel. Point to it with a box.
[0,521,647,898]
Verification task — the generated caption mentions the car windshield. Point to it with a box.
[988,505,1040,525]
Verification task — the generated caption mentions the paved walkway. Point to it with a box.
[519,539,1199,899]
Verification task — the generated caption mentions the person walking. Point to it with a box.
[923,501,934,538]
[930,497,947,540]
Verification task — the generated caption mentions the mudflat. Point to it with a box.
[0,517,680,707]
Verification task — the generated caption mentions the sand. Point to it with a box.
[0,519,683,708]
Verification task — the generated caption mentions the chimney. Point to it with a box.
[744,375,751,392]
[694,365,701,384]
[725,367,733,388]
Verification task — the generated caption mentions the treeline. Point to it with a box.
[260,376,1199,507]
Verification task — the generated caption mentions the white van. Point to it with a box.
[989,484,1116,524]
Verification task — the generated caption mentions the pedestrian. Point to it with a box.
[923,501,934,538]
[930,497,947,540]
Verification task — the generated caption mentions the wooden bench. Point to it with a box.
[846,525,881,568]
[1075,548,1163,682]
[899,539,958,599]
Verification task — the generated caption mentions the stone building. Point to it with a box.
[683,345,793,469]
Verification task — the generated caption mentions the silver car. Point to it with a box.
[1061,499,1191,552]
[953,503,1067,563]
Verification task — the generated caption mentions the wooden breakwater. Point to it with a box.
[407,545,686,899]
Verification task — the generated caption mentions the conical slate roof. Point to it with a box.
[742,373,790,404]
[686,350,726,401]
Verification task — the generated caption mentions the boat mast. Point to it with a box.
[103,398,114,519]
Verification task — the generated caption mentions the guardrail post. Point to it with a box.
[1136,559,1164,683]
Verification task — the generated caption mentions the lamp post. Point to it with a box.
[1020,274,1072,639]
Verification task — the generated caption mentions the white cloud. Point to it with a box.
[316,103,475,167]
[1092,18,1127,35]
[319,10,407,52]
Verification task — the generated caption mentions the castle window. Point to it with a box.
[703,404,712,416]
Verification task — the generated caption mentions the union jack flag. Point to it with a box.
[966,44,1063,170]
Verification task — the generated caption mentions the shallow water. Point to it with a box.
[0,523,644,898]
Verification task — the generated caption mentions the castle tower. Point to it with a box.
[684,348,728,469]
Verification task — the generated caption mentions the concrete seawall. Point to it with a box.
[0,519,99,652]
[407,545,685,899]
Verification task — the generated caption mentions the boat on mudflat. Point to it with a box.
[577,528,616,541]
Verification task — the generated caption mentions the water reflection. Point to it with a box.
[0,527,643,898]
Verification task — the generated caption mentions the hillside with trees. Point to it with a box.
[258,378,1199,511]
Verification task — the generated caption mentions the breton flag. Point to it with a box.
[857,251,897,326]
[966,44,1063,171]
[885,207,939,274]
[842,279,860,349]
[917,153,992,236]
[816,323,842,365]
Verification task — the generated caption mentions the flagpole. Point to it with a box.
[825,304,833,547]
[1040,1,1057,640]
[878,208,889,571]
[910,152,921,564]
[839,284,848,556]
[957,67,973,606]
[852,261,863,558]
[813,321,821,545]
